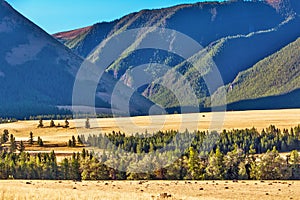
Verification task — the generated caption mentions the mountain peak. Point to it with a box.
[266,0,298,15]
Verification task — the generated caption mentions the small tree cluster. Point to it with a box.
[37,136,44,147]
[1,130,9,143]
[37,119,44,128]
[68,136,77,147]
[67,135,84,147]
[64,118,69,128]
[50,119,55,127]
[38,119,70,128]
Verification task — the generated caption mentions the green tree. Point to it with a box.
[136,139,142,154]
[19,141,25,152]
[258,147,291,180]
[29,132,34,145]
[85,118,90,129]
[1,129,9,143]
[290,150,300,179]
[187,147,205,180]
[37,119,44,128]
[77,135,83,145]
[64,118,69,128]
[9,134,16,153]
[223,145,244,180]
[37,137,44,147]
[70,153,81,181]
[206,148,224,179]
[60,158,70,180]
[68,140,72,147]
[290,150,300,165]
[50,119,55,127]
[72,136,76,147]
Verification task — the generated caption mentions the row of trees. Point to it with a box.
[0,145,299,180]
[26,114,113,121]
[82,125,300,155]
[67,136,84,147]
[0,118,17,124]
[0,125,299,180]
[37,118,90,129]
[37,119,69,128]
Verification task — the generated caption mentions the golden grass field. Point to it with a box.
[0,180,299,200]
[2,109,300,140]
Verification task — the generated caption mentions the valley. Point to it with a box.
[0,0,300,198]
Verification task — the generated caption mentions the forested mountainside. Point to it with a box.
[212,37,300,110]
[54,0,300,111]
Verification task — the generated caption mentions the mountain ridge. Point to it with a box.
[53,0,300,111]
[0,0,158,118]
[0,0,299,118]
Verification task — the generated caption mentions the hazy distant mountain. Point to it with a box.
[53,0,300,111]
[0,0,157,118]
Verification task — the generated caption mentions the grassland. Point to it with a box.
[1,108,299,141]
[0,180,299,200]
[0,108,299,161]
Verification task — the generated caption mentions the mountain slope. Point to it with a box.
[54,0,300,110]
[0,0,81,118]
[212,37,300,106]
[56,1,287,59]
[0,1,158,118]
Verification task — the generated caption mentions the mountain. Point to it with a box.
[212,37,300,109]
[54,0,300,111]
[215,37,300,104]
[0,0,158,119]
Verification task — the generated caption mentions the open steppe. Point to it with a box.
[0,180,299,200]
[0,109,299,158]
[1,109,299,141]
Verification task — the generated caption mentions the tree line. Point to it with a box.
[0,125,299,180]
[82,125,300,156]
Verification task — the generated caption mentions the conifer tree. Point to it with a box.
[1,129,9,143]
[9,134,16,153]
[19,141,25,152]
[29,131,34,145]
[85,118,90,129]
[37,136,44,146]
[64,118,69,128]
[50,119,55,127]
[37,119,44,128]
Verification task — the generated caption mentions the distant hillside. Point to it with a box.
[54,0,300,110]
[213,37,300,106]
[0,1,158,118]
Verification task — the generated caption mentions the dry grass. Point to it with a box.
[0,180,299,200]
[0,108,299,156]
[1,109,299,138]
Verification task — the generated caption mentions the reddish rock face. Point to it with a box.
[53,26,92,41]
[266,0,282,8]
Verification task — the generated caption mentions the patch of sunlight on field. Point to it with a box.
[0,109,299,157]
